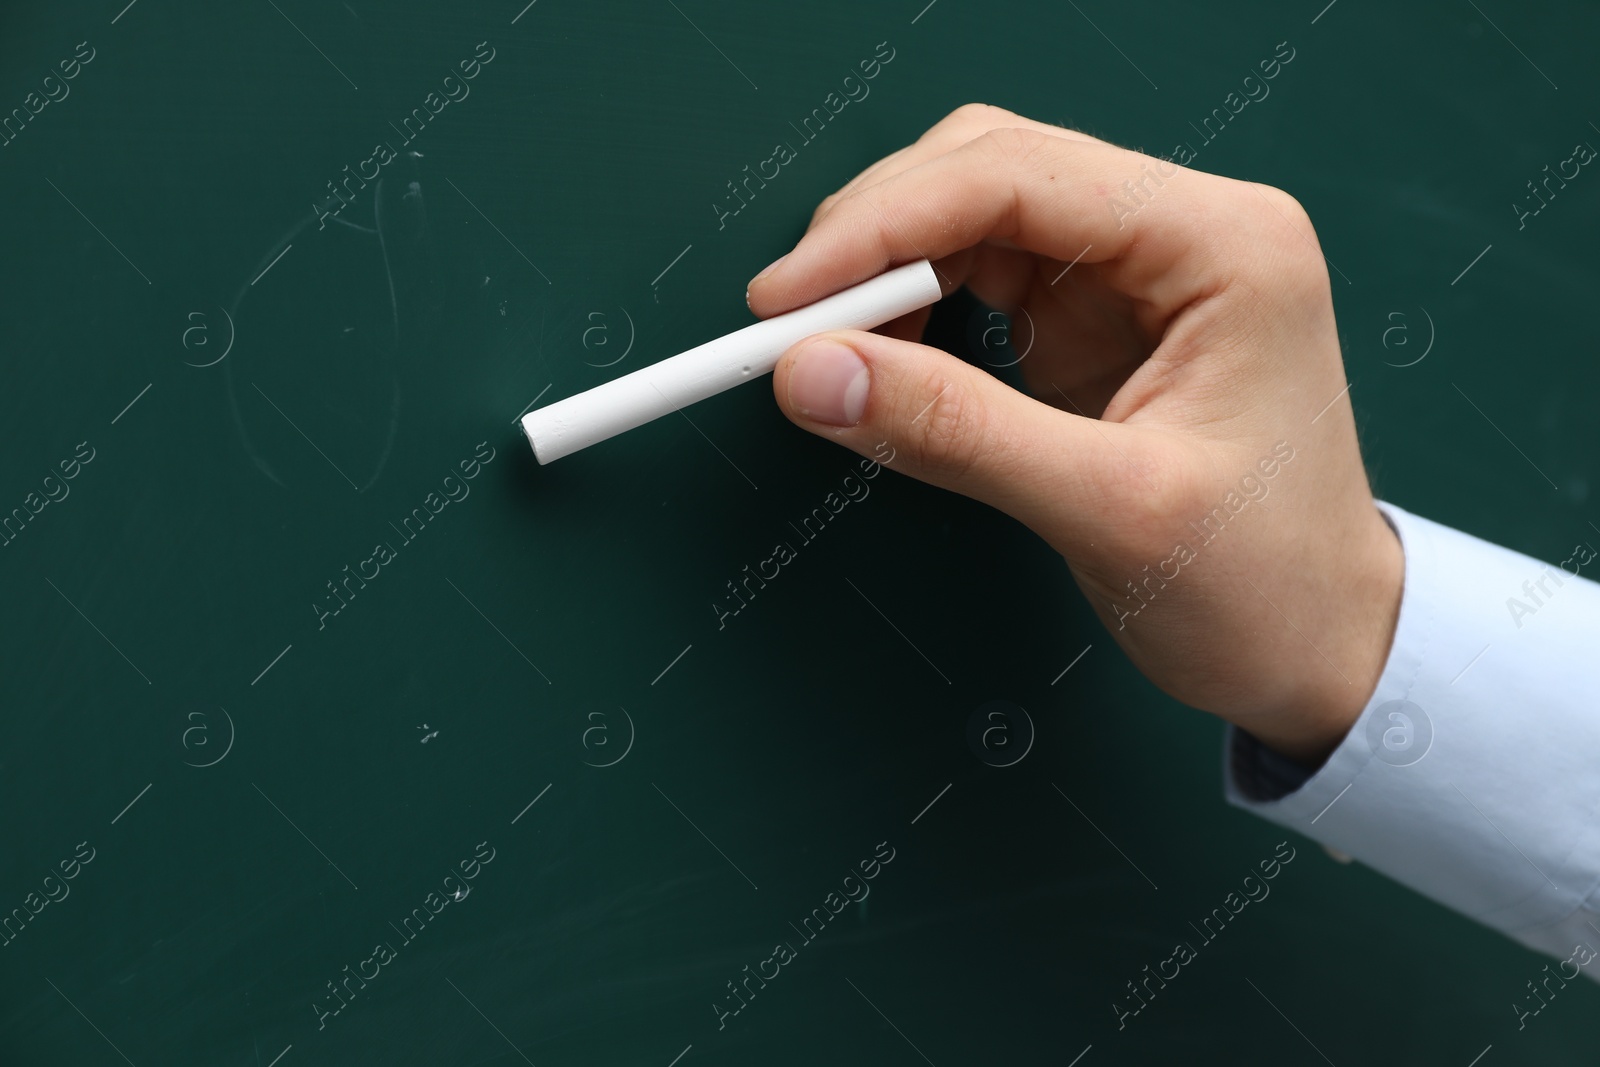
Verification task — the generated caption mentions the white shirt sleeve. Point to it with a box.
[1224,500,1600,981]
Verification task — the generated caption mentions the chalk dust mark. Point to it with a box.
[327,214,376,234]
[359,175,404,492]
[374,176,401,346]
[223,183,409,492]
[222,216,319,489]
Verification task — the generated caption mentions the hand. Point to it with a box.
[746,104,1403,764]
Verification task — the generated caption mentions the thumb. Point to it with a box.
[772,330,1152,551]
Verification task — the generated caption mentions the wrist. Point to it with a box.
[1247,505,1406,766]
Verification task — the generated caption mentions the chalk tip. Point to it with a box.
[518,412,548,465]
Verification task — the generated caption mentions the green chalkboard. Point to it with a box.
[2,0,1597,1063]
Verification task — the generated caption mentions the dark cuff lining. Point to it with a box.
[1230,727,1320,802]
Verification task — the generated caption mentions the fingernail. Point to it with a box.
[753,253,787,282]
[789,339,869,426]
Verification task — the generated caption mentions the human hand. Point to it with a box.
[746,104,1403,764]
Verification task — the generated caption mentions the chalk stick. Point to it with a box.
[521,258,942,463]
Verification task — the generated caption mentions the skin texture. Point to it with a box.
[748,104,1404,765]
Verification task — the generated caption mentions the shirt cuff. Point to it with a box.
[1223,500,1600,973]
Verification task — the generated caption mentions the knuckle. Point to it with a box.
[972,125,1049,167]
[1092,446,1206,558]
[1110,472,1196,557]
[810,186,862,231]
[946,101,1012,128]
[902,374,987,480]
[1237,181,1329,292]
[809,194,836,227]
[1252,182,1311,224]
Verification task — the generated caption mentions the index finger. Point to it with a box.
[806,103,1113,232]
[746,128,1238,321]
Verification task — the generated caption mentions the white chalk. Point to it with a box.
[521,259,942,463]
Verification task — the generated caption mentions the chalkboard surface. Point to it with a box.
[2,1,1597,1063]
